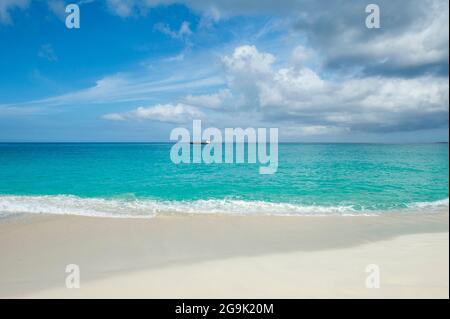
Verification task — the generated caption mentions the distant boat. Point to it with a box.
[190,140,211,145]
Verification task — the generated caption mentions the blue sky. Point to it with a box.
[0,0,448,142]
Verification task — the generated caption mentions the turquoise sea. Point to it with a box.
[0,143,448,218]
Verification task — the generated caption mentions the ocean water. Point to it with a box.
[0,143,448,218]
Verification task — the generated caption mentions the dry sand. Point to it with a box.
[0,211,448,298]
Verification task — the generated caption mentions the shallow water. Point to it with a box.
[0,143,448,217]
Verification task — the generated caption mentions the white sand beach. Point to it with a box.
[0,211,448,299]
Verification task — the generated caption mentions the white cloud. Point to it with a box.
[183,89,231,109]
[0,0,29,25]
[47,0,66,21]
[219,45,449,132]
[101,112,127,121]
[291,45,312,67]
[0,70,224,109]
[222,45,274,76]
[155,21,193,39]
[106,0,136,18]
[221,45,275,108]
[98,44,448,133]
[102,103,204,123]
[282,125,350,137]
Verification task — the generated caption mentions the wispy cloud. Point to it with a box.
[0,0,29,25]
[105,0,135,18]
[102,103,204,124]
[0,67,224,110]
[183,89,231,109]
[38,44,58,62]
[155,20,194,62]
[155,21,193,39]
[46,0,66,21]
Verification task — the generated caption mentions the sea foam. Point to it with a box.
[0,195,448,219]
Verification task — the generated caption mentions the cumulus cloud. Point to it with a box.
[291,45,313,67]
[102,103,204,123]
[220,45,325,112]
[220,45,275,109]
[0,0,29,25]
[103,44,448,134]
[222,45,274,75]
[217,45,448,133]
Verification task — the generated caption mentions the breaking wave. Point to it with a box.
[0,195,448,219]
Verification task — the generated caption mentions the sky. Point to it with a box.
[0,0,448,142]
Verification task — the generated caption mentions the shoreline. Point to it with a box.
[0,194,448,219]
[0,211,448,298]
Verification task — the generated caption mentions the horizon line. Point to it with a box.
[0,141,448,145]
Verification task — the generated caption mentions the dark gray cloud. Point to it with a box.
[292,0,449,77]
[106,0,449,77]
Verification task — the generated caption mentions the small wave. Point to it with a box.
[0,195,448,219]
[407,198,449,210]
